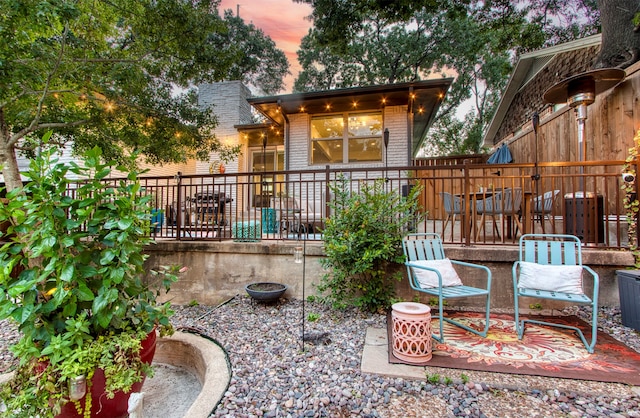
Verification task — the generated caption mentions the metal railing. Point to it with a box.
[104,160,634,249]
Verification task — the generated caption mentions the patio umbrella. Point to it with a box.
[487,143,513,164]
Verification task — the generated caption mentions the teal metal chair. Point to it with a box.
[403,233,492,342]
[512,233,599,353]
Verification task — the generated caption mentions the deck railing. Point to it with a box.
[97,160,635,249]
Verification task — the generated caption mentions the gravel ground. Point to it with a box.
[1,298,640,417]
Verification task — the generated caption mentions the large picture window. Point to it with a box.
[311,112,382,164]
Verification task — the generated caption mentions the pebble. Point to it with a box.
[1,299,639,416]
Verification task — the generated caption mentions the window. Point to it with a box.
[311,112,382,164]
[251,149,284,207]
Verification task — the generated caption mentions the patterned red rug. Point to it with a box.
[387,311,640,385]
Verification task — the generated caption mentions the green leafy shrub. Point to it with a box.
[0,139,178,417]
[318,177,423,312]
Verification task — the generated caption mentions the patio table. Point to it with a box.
[456,190,534,240]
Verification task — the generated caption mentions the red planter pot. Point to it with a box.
[57,329,157,418]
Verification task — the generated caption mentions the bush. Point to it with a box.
[318,177,423,312]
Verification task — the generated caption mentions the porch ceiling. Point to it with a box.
[247,79,453,157]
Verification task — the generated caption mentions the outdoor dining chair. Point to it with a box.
[475,187,523,241]
[439,192,464,241]
[532,190,560,233]
[273,197,300,237]
[403,233,492,343]
[512,233,599,353]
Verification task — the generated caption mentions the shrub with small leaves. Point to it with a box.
[318,176,423,312]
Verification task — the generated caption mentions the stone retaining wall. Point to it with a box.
[144,241,634,310]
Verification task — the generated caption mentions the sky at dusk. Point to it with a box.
[219,0,313,92]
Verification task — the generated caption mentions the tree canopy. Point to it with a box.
[293,0,601,156]
[0,0,289,190]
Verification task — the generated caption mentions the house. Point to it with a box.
[199,79,452,171]
[197,79,452,211]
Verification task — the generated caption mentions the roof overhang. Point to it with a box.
[247,79,453,157]
[233,122,285,145]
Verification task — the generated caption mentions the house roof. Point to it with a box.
[246,79,453,157]
[482,34,602,148]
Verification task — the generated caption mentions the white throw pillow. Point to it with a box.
[411,258,463,288]
[517,261,584,295]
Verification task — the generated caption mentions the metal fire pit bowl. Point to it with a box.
[245,282,288,303]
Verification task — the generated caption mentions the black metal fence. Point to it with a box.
[106,160,634,249]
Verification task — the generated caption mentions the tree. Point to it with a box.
[593,0,640,68]
[216,10,290,95]
[294,13,442,92]
[294,0,601,156]
[0,0,289,191]
[295,0,600,51]
[294,2,552,155]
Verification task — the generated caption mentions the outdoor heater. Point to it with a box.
[544,68,624,178]
[543,68,625,242]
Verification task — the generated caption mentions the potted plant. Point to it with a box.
[0,138,179,417]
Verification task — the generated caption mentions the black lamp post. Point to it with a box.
[261,133,268,206]
[531,112,540,180]
[262,133,268,181]
[383,128,390,182]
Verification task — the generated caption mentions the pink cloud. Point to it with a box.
[219,0,313,92]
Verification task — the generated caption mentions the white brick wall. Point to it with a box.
[384,106,411,167]
[287,113,309,170]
